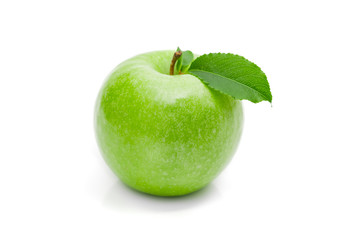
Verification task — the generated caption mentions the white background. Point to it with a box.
[1,0,359,239]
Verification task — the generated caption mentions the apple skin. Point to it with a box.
[95,50,244,196]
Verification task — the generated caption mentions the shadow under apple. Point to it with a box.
[103,180,221,212]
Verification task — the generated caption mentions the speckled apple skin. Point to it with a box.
[94,50,244,196]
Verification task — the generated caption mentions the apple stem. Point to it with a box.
[170,49,182,75]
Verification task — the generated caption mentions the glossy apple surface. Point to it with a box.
[94,50,244,196]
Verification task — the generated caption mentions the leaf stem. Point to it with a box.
[169,49,182,75]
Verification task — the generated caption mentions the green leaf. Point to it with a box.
[180,50,194,73]
[174,48,194,74]
[174,57,182,74]
[188,53,272,103]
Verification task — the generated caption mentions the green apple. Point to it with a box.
[94,50,243,196]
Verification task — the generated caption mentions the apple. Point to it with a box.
[94,50,243,196]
